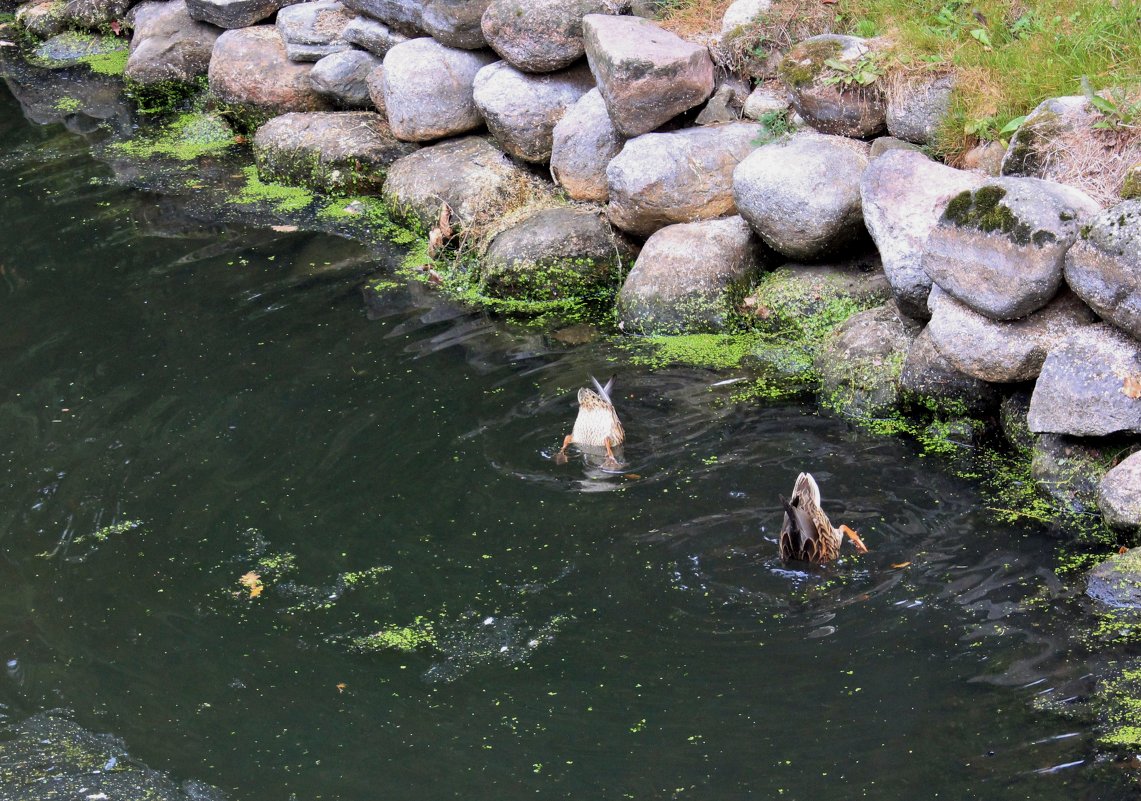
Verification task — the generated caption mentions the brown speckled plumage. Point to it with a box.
[779,472,867,564]
[555,376,625,468]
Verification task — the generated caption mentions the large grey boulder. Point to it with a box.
[1001,96,1091,178]
[922,177,1101,320]
[209,26,333,114]
[309,49,382,108]
[583,13,714,137]
[550,88,624,203]
[778,34,885,138]
[276,0,354,62]
[606,122,762,237]
[481,208,630,302]
[342,15,408,55]
[381,38,496,142]
[741,85,788,120]
[899,327,1000,416]
[860,149,985,320]
[1100,454,1141,533]
[481,0,619,73]
[926,285,1096,383]
[886,75,953,145]
[382,136,532,231]
[340,0,423,35]
[252,111,416,192]
[721,0,771,32]
[616,216,760,334]
[817,303,921,419]
[1086,546,1141,607]
[421,0,489,49]
[733,131,869,260]
[1028,323,1141,436]
[186,0,294,29]
[365,65,386,114]
[472,60,594,164]
[125,0,221,86]
[1064,200,1141,339]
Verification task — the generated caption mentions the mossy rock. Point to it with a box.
[29,31,128,74]
[1087,547,1141,608]
[1122,162,1141,200]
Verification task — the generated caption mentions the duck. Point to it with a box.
[779,472,868,564]
[554,375,625,470]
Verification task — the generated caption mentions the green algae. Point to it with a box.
[231,165,315,213]
[623,331,763,371]
[28,31,127,74]
[53,95,80,113]
[318,195,421,246]
[114,112,236,162]
[1093,661,1141,750]
[352,616,437,653]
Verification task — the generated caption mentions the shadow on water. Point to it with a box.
[0,81,1136,801]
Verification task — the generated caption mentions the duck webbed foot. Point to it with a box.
[553,434,573,465]
[839,524,869,554]
[600,437,625,471]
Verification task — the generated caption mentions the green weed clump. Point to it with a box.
[231,165,315,213]
[114,112,237,162]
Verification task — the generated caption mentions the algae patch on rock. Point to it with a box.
[114,112,237,161]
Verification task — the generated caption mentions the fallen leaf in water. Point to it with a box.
[239,571,263,598]
[336,682,347,693]
[1123,375,1141,399]
[623,473,641,480]
[270,224,298,233]
[891,562,912,569]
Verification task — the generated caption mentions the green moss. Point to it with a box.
[114,112,236,161]
[53,96,81,113]
[941,185,1045,246]
[317,196,421,246]
[352,616,436,653]
[778,37,844,88]
[231,165,315,213]
[125,76,209,116]
[623,332,762,371]
[1122,165,1141,200]
[28,32,127,74]
[82,47,128,75]
[1093,662,1141,752]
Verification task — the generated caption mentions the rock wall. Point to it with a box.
[8,0,1141,533]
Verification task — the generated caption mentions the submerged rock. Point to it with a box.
[733,131,870,261]
[1100,452,1141,532]
[382,135,532,231]
[1087,546,1141,608]
[309,49,383,108]
[922,177,1101,320]
[550,88,624,203]
[616,215,760,334]
[860,149,984,320]
[252,111,416,193]
[381,37,495,142]
[778,34,885,138]
[1064,200,1141,339]
[926,286,1095,383]
[125,0,221,86]
[472,60,594,164]
[482,0,619,73]
[816,302,921,419]
[208,26,333,115]
[1028,323,1141,436]
[481,207,630,302]
[421,0,488,49]
[606,122,761,237]
[30,31,126,69]
[885,74,953,145]
[583,13,714,137]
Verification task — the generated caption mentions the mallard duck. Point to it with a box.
[554,376,625,469]
[779,472,868,564]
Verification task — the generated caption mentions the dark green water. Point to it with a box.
[0,88,1132,800]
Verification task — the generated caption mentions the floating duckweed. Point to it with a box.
[232,166,314,213]
[318,196,421,246]
[623,332,762,371]
[352,617,437,653]
[114,113,236,161]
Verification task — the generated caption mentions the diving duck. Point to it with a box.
[779,472,868,564]
[554,376,625,469]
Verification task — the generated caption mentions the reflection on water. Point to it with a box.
[0,83,1135,801]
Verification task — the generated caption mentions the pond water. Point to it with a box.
[0,86,1134,800]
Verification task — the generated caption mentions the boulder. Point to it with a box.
[30,32,126,70]
[1087,546,1141,608]
[868,136,922,159]
[1001,96,1092,178]
[816,303,921,418]
[1064,200,1141,339]
[606,122,761,237]
[365,65,386,114]
[899,327,1000,416]
[885,74,953,145]
[481,0,619,73]
[382,136,532,231]
[926,286,1096,383]
[309,49,383,108]
[421,0,489,49]
[481,207,630,302]
[1028,323,1141,436]
[125,0,221,86]
[253,111,416,192]
[340,0,423,35]
[860,149,985,319]
[550,88,624,203]
[616,216,760,334]
[1031,433,1115,513]
[922,177,1101,320]
[15,0,70,39]
[741,85,787,120]
[208,26,334,114]
[342,15,408,55]
[999,390,1035,453]
[733,131,869,260]
[1100,453,1141,532]
[381,37,496,142]
[777,34,885,138]
[276,0,354,62]
[186,0,294,29]
[472,60,594,164]
[694,75,751,125]
[721,0,770,32]
[583,13,714,137]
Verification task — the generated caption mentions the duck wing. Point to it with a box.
[780,495,819,560]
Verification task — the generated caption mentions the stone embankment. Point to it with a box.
[6,0,1141,550]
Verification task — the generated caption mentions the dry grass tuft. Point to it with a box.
[656,0,734,38]
[1035,119,1141,207]
[448,171,568,262]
